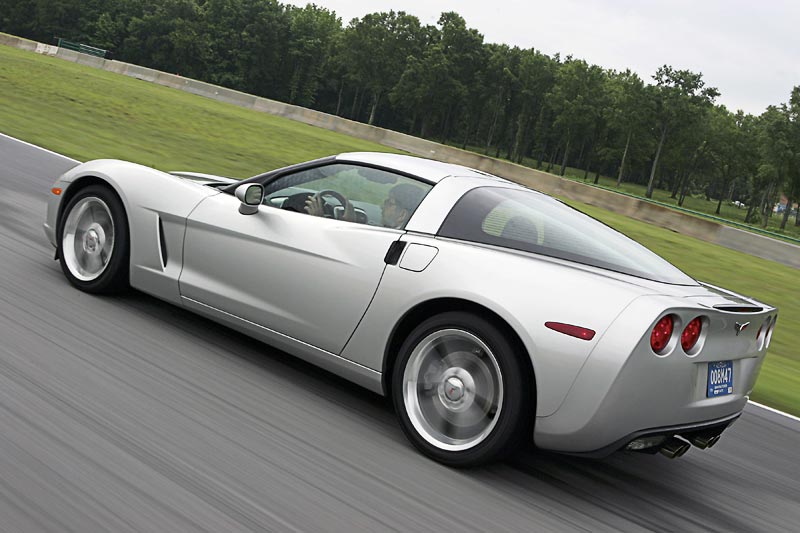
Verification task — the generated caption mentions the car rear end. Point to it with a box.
[533,288,777,457]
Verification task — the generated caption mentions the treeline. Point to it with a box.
[2,0,799,228]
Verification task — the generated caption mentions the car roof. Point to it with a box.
[335,152,512,185]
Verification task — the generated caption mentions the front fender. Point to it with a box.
[52,160,220,303]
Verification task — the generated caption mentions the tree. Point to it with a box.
[604,70,650,187]
[201,0,290,96]
[645,66,719,198]
[786,87,800,228]
[284,4,340,107]
[545,58,604,176]
[508,49,556,163]
[340,11,424,125]
[123,0,207,78]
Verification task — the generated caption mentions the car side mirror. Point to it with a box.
[235,184,264,215]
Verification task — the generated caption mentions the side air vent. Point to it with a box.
[158,217,168,268]
[713,305,763,313]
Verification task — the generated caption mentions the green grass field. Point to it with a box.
[1,44,798,415]
[0,45,397,176]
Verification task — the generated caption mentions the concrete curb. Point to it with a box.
[2,33,799,269]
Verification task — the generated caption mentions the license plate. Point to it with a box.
[707,361,734,397]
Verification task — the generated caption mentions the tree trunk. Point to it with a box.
[582,141,595,182]
[616,131,632,187]
[678,175,691,206]
[494,112,509,158]
[559,136,571,177]
[646,124,668,198]
[780,194,793,230]
[511,111,529,162]
[485,94,502,154]
[671,172,683,199]
[744,201,757,223]
[714,175,729,214]
[461,114,471,150]
[536,143,546,169]
[590,157,598,184]
[349,87,360,119]
[335,78,344,116]
[575,138,586,171]
[367,90,380,125]
[516,114,535,164]
[760,182,774,228]
[439,106,451,143]
[546,147,557,173]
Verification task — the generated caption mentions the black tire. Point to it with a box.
[57,184,129,294]
[391,311,533,467]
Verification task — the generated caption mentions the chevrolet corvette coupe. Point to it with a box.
[44,152,777,466]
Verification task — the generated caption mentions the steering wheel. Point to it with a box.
[316,189,350,219]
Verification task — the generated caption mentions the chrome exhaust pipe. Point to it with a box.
[686,433,721,450]
[659,437,691,459]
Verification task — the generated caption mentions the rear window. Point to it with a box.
[438,187,696,285]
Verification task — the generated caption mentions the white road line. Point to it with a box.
[748,401,800,423]
[0,132,80,163]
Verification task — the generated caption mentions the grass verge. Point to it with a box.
[0,45,399,177]
[1,44,798,416]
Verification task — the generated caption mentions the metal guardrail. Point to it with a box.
[570,179,800,245]
[56,38,107,58]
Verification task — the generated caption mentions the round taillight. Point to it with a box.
[651,315,673,353]
[681,317,703,352]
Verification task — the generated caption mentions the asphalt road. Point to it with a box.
[1,133,798,532]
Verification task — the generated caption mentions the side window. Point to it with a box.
[262,164,431,229]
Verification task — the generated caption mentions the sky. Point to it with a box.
[284,0,799,116]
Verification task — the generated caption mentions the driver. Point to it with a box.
[305,183,425,229]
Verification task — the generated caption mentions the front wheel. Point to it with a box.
[392,312,532,467]
[58,184,129,293]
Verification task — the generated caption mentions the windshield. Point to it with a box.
[438,186,696,285]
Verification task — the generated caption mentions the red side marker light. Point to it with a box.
[545,322,595,341]
[51,187,62,195]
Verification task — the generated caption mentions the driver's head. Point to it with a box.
[382,183,425,228]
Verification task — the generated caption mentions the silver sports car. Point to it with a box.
[44,152,777,466]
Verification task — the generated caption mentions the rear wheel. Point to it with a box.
[58,185,129,293]
[392,311,532,467]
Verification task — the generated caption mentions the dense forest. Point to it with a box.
[2,0,799,228]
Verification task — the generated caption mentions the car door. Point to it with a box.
[178,163,431,355]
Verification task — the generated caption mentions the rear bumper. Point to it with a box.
[560,412,740,458]
[532,295,770,454]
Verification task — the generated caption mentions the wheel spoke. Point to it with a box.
[403,328,504,452]
[61,196,116,282]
